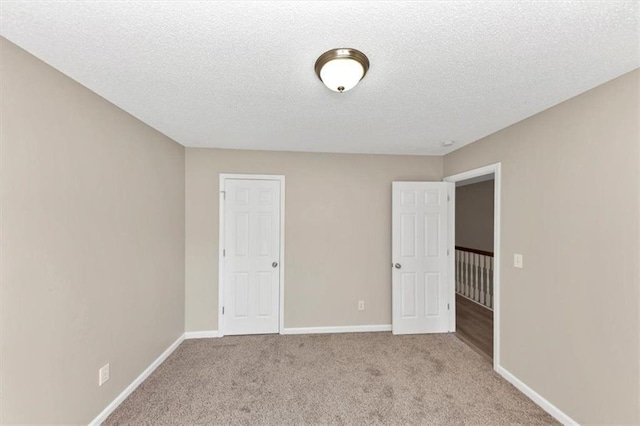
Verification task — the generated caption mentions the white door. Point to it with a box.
[392,182,451,334]
[223,178,281,335]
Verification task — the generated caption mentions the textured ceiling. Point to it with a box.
[1,1,638,155]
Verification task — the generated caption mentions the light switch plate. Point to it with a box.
[514,253,524,269]
[99,363,110,386]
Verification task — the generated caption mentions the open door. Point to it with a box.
[392,182,452,334]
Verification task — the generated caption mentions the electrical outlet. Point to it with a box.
[514,253,524,269]
[358,300,365,311]
[99,363,110,386]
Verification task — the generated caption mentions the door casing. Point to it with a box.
[218,173,285,337]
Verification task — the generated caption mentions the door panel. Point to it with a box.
[392,182,451,334]
[233,273,249,318]
[224,179,281,335]
[425,273,440,316]
[425,213,439,257]
[401,273,418,318]
[401,214,417,257]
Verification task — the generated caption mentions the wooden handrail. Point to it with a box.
[455,246,494,257]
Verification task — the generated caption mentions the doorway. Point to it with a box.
[453,175,495,360]
[218,174,285,336]
[444,163,501,369]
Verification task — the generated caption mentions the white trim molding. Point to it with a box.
[89,334,185,425]
[282,324,392,335]
[185,330,222,339]
[218,174,286,337]
[447,183,456,332]
[496,366,579,425]
[443,162,501,371]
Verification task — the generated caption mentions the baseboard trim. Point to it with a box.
[185,330,222,339]
[281,324,392,335]
[496,365,578,425]
[89,333,185,425]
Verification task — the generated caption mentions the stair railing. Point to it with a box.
[455,246,494,310]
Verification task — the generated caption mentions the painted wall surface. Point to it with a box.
[0,38,186,424]
[444,70,640,424]
[185,149,443,331]
[455,180,494,252]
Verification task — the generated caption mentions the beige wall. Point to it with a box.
[455,180,494,252]
[185,149,442,331]
[444,70,639,424]
[0,38,185,424]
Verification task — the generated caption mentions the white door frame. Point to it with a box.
[443,163,501,371]
[218,173,285,337]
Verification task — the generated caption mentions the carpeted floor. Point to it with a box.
[105,333,557,425]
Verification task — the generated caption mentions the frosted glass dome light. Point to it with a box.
[319,58,364,92]
[315,48,370,93]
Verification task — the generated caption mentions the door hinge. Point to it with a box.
[447,249,450,256]
[447,303,450,310]
[222,306,225,315]
[447,194,450,202]
[223,249,225,257]
[221,190,226,200]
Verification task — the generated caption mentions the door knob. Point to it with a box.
[272,262,278,268]
[394,263,402,269]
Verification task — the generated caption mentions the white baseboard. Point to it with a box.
[496,365,578,425]
[89,333,185,425]
[185,330,222,339]
[281,324,392,335]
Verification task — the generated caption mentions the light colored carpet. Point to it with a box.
[105,333,557,425]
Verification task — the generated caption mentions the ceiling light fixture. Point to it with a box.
[315,48,370,93]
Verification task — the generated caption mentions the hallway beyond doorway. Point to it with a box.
[455,294,493,360]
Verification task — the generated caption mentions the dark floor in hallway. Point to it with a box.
[455,293,494,360]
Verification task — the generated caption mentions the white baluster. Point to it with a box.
[455,251,460,293]
[485,255,490,308]
[458,251,462,294]
[488,257,493,308]
[472,253,477,302]
[476,254,481,303]
[460,251,467,296]
[468,253,472,299]
[465,251,470,297]
[482,256,489,306]
[478,254,486,305]
[462,251,466,296]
